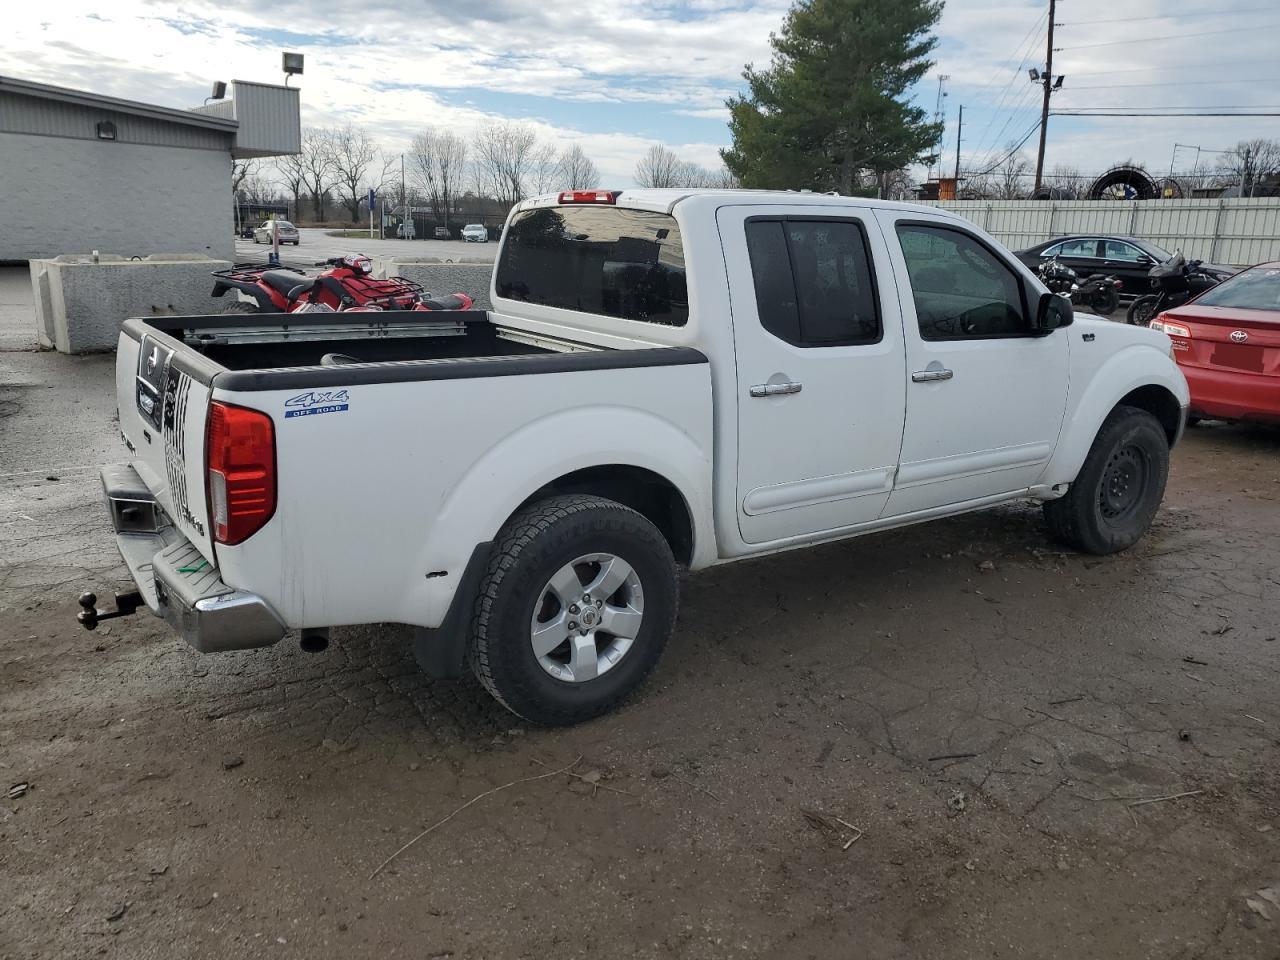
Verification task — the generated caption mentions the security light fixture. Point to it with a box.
[1053,74,1065,90]
[96,121,116,141]
[205,80,227,105]
[1028,68,1040,82]
[282,52,304,86]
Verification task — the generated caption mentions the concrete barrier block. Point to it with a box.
[28,256,230,353]
[375,258,495,311]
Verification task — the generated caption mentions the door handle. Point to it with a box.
[749,381,803,398]
[911,368,954,383]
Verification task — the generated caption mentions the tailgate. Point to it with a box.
[115,331,217,562]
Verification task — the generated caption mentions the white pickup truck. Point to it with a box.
[85,189,1188,725]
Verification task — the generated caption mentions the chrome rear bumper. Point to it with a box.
[100,464,285,653]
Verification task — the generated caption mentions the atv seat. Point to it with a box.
[262,270,315,297]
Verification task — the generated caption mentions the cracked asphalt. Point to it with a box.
[2,266,1279,959]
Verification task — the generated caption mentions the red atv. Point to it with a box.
[211,253,473,314]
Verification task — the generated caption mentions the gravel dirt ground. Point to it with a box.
[2,286,1279,958]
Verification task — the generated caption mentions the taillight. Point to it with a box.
[206,401,276,545]
[558,190,618,204]
[1150,318,1191,338]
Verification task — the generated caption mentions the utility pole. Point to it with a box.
[932,74,950,179]
[1033,0,1056,191]
[954,105,963,183]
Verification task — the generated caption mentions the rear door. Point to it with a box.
[718,205,907,544]
[878,214,1069,516]
[1049,238,1103,277]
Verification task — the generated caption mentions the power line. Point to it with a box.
[1057,105,1280,111]
[1063,6,1275,25]
[1061,24,1278,50]
[962,120,1042,178]
[964,9,1048,162]
[1052,110,1280,117]
[1067,59,1276,76]
[1066,78,1280,90]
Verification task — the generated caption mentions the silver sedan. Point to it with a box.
[252,220,300,245]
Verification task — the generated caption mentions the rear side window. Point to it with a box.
[744,218,881,346]
[495,206,688,326]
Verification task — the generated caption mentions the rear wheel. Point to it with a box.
[1126,295,1159,325]
[470,494,678,726]
[1043,405,1169,555]
[1090,286,1120,316]
[218,300,258,314]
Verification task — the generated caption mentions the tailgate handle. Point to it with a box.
[750,381,803,398]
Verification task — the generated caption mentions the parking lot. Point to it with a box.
[234,228,497,268]
[2,269,1279,959]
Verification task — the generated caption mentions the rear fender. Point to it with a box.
[213,279,278,311]
[400,406,713,627]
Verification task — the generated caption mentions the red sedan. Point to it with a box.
[1150,262,1280,424]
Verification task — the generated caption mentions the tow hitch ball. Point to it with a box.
[76,591,144,631]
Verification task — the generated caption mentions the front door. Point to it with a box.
[1101,238,1155,296]
[879,214,1069,517]
[718,206,907,545]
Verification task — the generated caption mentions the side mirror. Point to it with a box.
[1036,291,1073,333]
[1136,254,1153,265]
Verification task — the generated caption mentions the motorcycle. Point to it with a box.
[1038,257,1123,316]
[211,253,474,314]
[1125,252,1221,326]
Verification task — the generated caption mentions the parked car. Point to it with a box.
[252,220,300,245]
[434,226,451,240]
[1015,235,1233,299]
[1151,261,1280,424]
[84,189,1188,726]
[461,223,489,243]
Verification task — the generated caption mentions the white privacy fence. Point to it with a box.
[918,198,1280,267]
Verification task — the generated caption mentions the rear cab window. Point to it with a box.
[495,205,688,326]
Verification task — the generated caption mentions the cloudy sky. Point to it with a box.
[5,0,1277,188]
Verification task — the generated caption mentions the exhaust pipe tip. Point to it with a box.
[299,629,329,654]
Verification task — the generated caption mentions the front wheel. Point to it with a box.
[469,495,678,725]
[1127,295,1159,325]
[1043,405,1170,555]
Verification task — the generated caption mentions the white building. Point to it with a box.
[0,75,300,262]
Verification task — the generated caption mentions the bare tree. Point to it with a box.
[274,154,307,220]
[556,144,600,190]
[232,159,258,195]
[526,144,558,195]
[876,168,913,200]
[331,124,381,223]
[286,127,337,221]
[634,144,684,188]
[472,121,540,208]
[991,143,1031,199]
[1043,163,1082,198]
[1217,138,1280,195]
[410,128,470,228]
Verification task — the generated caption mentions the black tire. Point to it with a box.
[470,494,678,726]
[1127,295,1159,325]
[218,300,258,314]
[1090,287,1120,316]
[1043,405,1170,555]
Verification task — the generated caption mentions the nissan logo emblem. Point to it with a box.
[1230,330,1249,343]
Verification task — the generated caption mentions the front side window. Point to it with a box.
[744,218,880,346]
[495,205,688,326]
[897,223,1030,340]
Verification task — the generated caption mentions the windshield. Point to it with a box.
[1143,241,1173,261]
[465,224,483,230]
[1191,265,1280,313]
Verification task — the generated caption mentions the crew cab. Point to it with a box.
[85,189,1189,725]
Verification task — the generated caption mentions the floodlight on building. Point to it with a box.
[96,121,116,141]
[282,52,304,86]
[205,81,227,105]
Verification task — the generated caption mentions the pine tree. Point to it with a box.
[721,0,943,195]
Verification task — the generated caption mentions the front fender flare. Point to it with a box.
[1040,343,1189,487]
